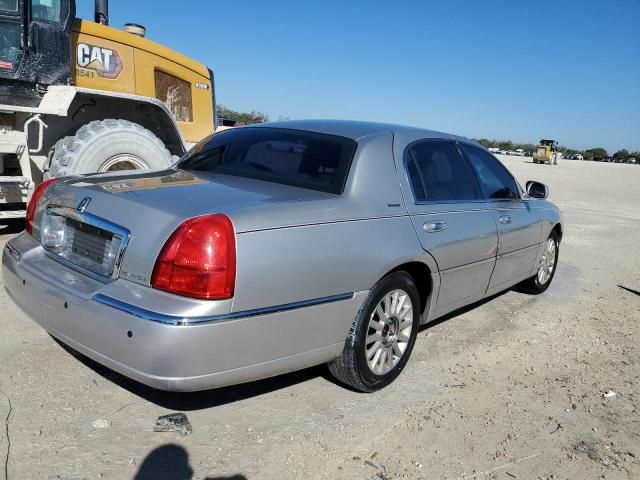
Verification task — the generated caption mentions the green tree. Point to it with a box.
[498,141,514,151]
[613,149,629,159]
[217,105,269,124]
[584,147,608,159]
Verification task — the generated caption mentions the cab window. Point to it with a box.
[32,0,61,22]
[406,140,477,202]
[0,0,18,12]
[460,143,519,200]
[0,21,21,66]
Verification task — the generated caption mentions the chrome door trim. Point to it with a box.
[437,256,496,274]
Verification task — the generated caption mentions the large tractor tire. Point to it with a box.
[44,119,173,179]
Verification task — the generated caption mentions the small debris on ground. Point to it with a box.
[602,390,617,398]
[153,412,192,436]
[92,419,111,429]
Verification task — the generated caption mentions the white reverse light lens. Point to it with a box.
[41,213,66,249]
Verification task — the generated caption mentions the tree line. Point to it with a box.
[215,106,638,161]
[474,138,639,161]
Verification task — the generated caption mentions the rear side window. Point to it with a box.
[406,141,477,202]
[460,144,519,200]
[179,127,357,194]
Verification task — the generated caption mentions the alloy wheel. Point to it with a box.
[537,237,557,285]
[365,289,414,375]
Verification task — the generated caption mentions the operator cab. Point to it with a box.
[0,0,74,106]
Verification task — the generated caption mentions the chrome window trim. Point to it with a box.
[40,207,131,282]
[93,292,356,326]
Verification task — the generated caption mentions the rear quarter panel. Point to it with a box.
[233,216,429,312]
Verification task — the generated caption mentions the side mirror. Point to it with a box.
[526,181,549,199]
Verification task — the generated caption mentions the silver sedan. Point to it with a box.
[2,120,563,392]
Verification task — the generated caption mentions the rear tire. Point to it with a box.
[518,231,559,294]
[328,272,420,392]
[44,119,172,179]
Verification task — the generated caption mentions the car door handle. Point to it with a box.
[499,215,513,225]
[423,221,447,233]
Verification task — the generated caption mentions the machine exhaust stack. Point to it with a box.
[95,0,109,25]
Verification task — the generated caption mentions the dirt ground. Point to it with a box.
[1,156,639,480]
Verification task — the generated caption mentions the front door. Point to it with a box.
[402,139,498,315]
[459,143,541,294]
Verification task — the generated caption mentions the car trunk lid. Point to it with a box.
[40,169,335,285]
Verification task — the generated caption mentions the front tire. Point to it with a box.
[328,272,420,392]
[44,119,173,179]
[518,232,559,294]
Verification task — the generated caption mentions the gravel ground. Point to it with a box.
[0,156,639,480]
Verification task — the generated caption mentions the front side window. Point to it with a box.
[179,127,357,194]
[406,140,477,202]
[460,143,519,200]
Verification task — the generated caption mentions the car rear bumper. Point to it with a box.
[2,234,364,391]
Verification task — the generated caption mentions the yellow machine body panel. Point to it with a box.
[71,20,214,144]
[533,145,553,162]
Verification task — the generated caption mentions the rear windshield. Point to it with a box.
[179,127,357,194]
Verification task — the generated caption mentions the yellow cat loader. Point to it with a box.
[0,0,216,219]
[533,139,558,165]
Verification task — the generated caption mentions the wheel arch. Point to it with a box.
[383,261,433,315]
[37,88,188,159]
[552,222,563,243]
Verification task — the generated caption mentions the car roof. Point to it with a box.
[249,119,469,143]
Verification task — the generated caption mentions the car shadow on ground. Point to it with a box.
[54,337,328,411]
[0,219,25,236]
[419,290,509,331]
[134,444,247,480]
[54,289,512,409]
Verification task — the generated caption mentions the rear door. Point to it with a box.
[459,143,542,294]
[402,139,498,315]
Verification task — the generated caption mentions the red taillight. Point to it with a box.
[151,214,236,300]
[25,178,59,235]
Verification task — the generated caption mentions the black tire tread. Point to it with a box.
[328,271,418,392]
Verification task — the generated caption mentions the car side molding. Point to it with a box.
[93,292,356,326]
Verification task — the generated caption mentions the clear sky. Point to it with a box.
[77,0,640,153]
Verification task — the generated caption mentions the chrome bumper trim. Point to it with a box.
[93,292,355,326]
[4,242,21,262]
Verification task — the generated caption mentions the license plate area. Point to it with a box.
[41,208,130,280]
